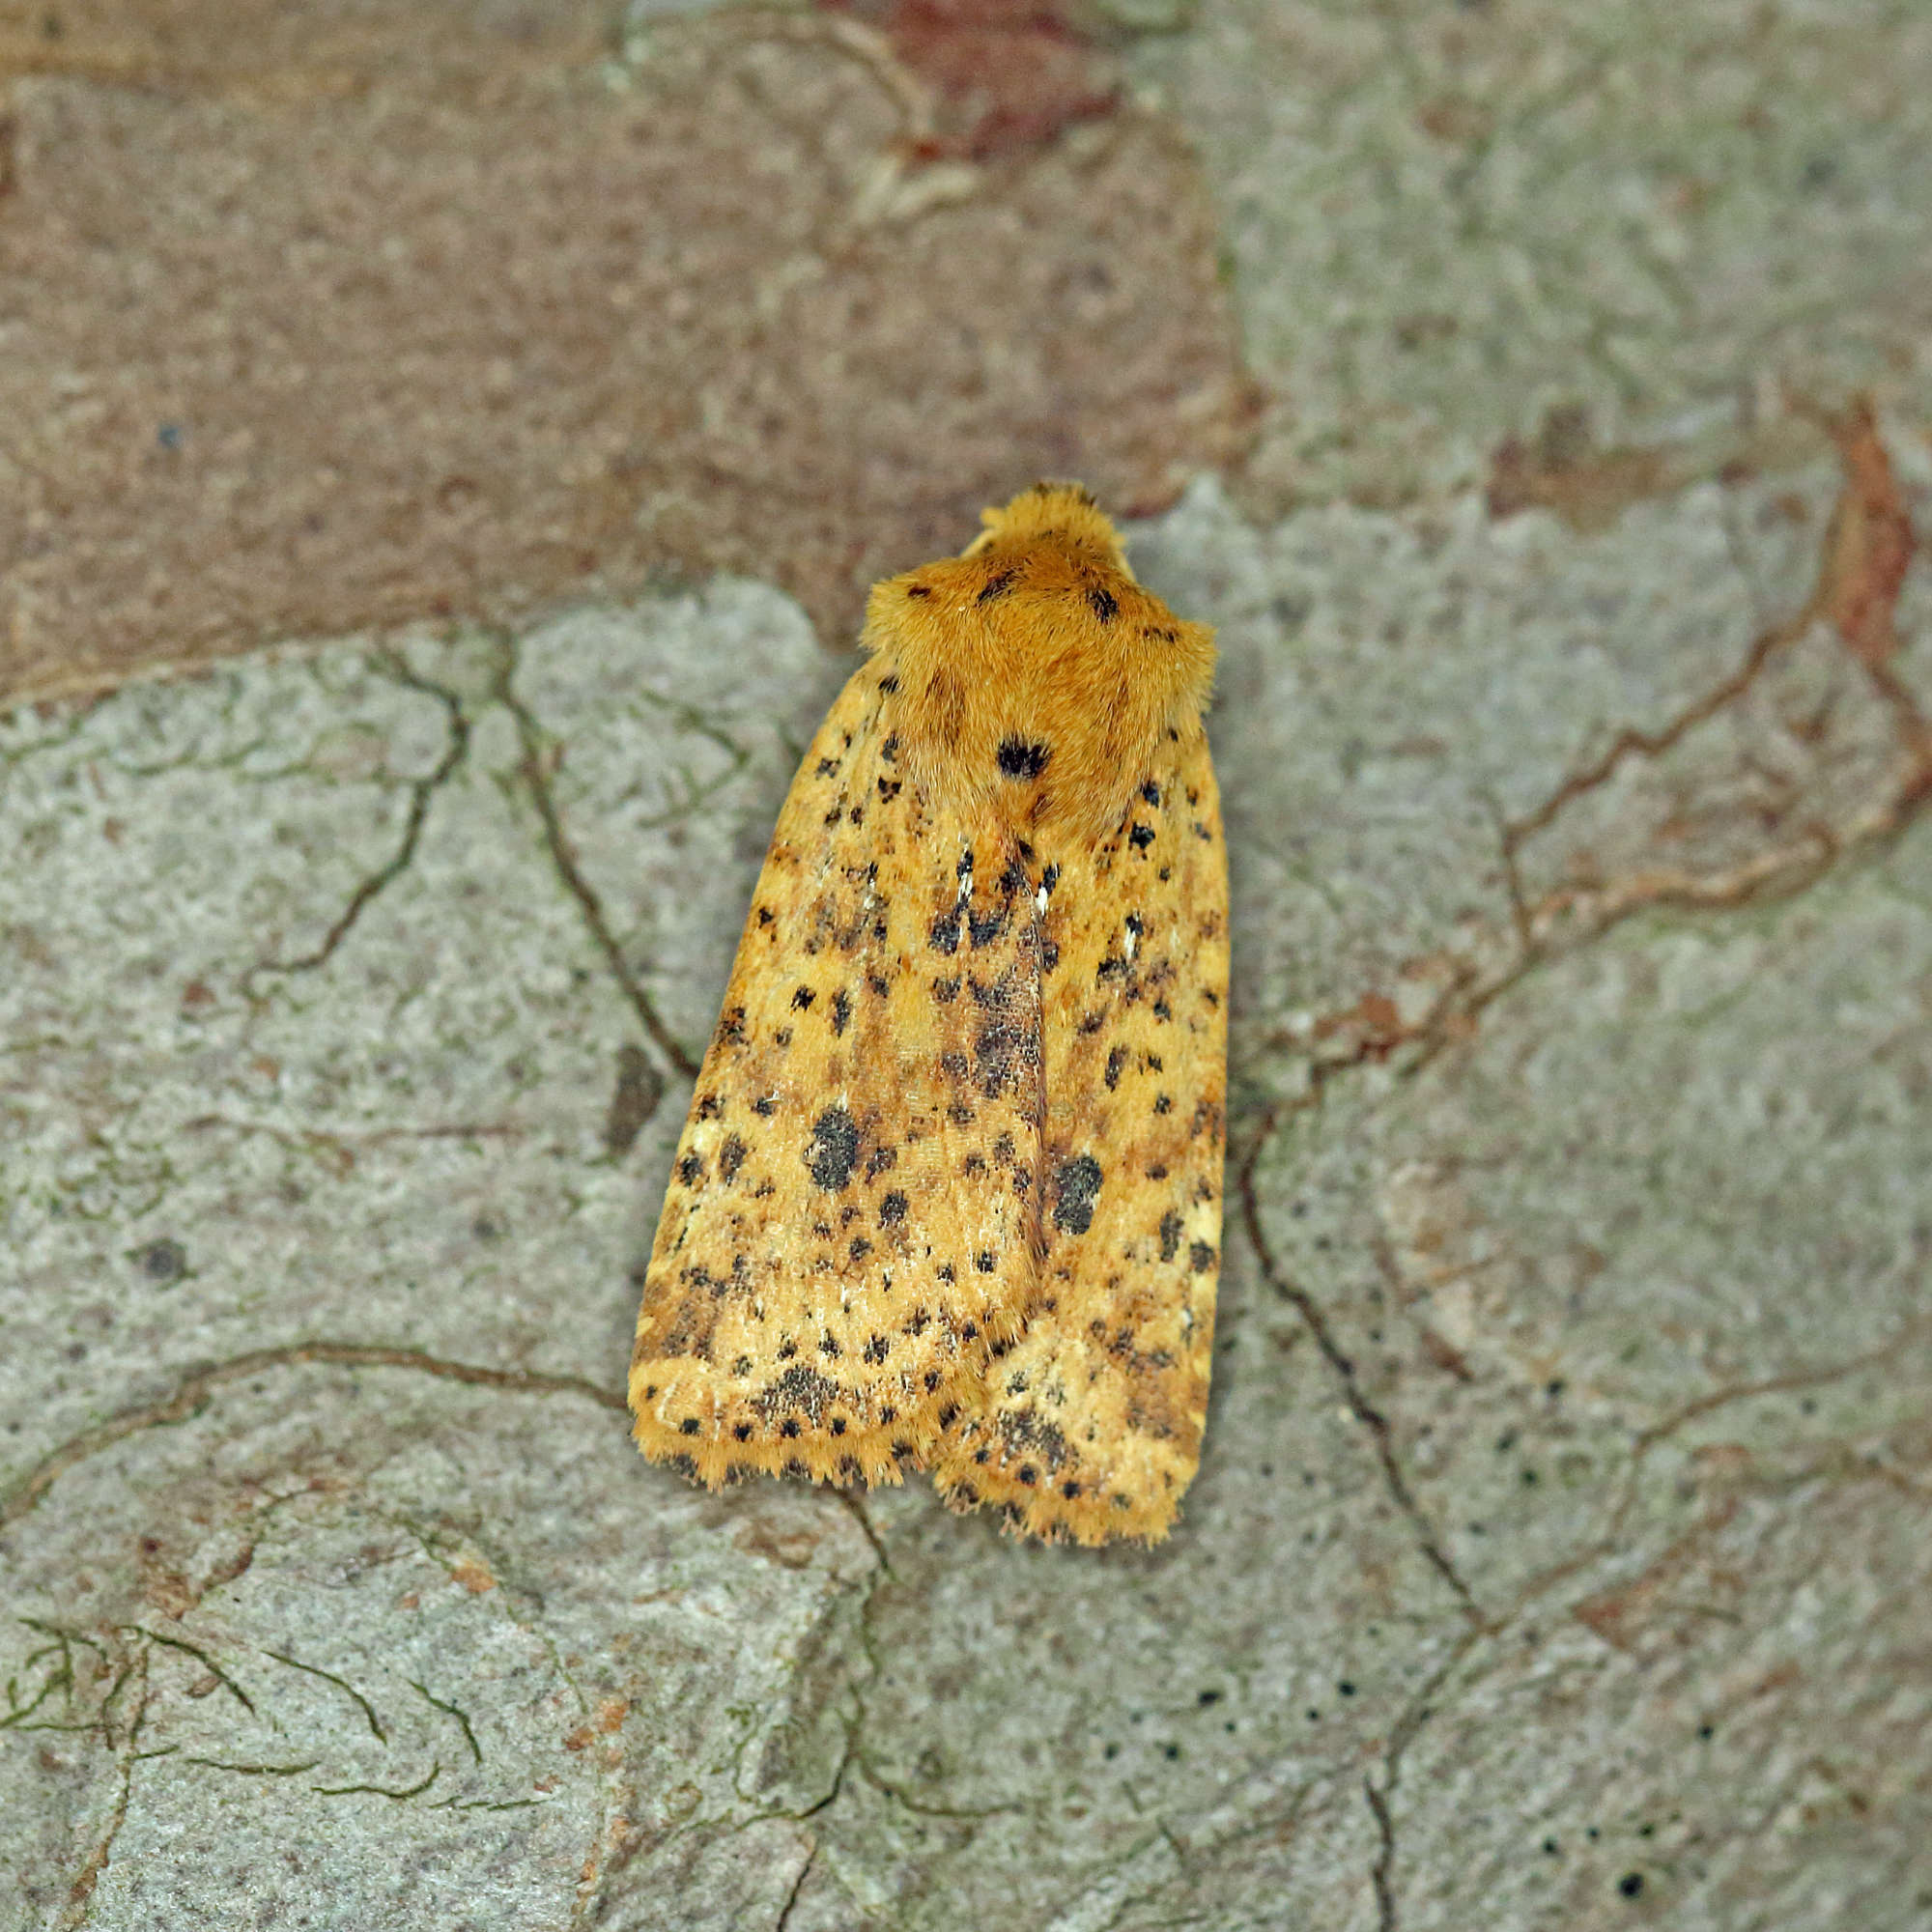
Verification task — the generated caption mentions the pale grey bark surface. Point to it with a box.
[7,453,1930,1926]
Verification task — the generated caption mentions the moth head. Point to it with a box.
[862,485,1215,843]
[962,481,1133,576]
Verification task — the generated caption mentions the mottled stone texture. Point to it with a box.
[5,2,1932,1927]
[1131,0,1932,515]
[0,2,1248,705]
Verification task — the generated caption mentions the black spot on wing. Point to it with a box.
[755,1365,841,1425]
[1159,1210,1183,1263]
[805,1107,860,1190]
[969,900,1009,949]
[1051,1153,1104,1236]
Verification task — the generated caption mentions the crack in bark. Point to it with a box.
[1630,1339,1925,1466]
[245,653,470,986]
[262,1647,386,1742]
[1342,1325,1932,1925]
[1252,402,1932,1126]
[410,1679,484,1767]
[54,1643,150,1932]
[312,1759,441,1802]
[1354,1603,1499,1932]
[1499,609,1804,858]
[771,1833,818,1932]
[1562,1324,1932,1581]
[679,1498,894,1928]
[1500,393,1929,950]
[828,1490,893,1577]
[1240,1015,1930,1926]
[1255,403,1927,1100]
[55,1749,135,1927]
[177,1755,317,1777]
[765,1630,873,1930]
[1,1342,626,1530]
[493,643,701,1083]
[1236,1113,1483,1625]
[753,1501,898,1927]
[130,1626,256,1714]
[854,1754,1021,1823]
[1363,1771,1397,1932]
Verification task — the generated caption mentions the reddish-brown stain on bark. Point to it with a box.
[821,0,1121,159]
[1487,404,1674,532]
[1814,398,1917,670]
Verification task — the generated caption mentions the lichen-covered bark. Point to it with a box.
[6,415,1929,1924]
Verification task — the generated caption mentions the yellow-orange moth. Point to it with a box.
[628,484,1228,1545]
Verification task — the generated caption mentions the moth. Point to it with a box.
[629,484,1228,1544]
